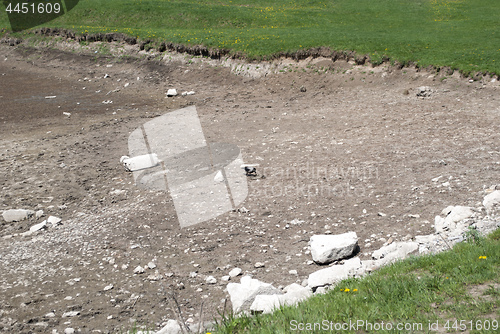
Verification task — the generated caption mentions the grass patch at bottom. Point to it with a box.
[214,229,500,333]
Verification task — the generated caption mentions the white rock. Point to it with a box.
[315,287,328,294]
[29,220,47,232]
[147,262,156,269]
[62,311,80,318]
[64,329,75,334]
[229,268,242,278]
[414,234,439,245]
[147,270,163,281]
[307,257,361,289]
[134,266,145,274]
[435,206,474,234]
[35,210,44,219]
[166,89,178,97]
[432,175,443,182]
[47,216,62,225]
[250,284,312,314]
[156,319,181,334]
[2,209,34,222]
[221,275,230,282]
[483,190,500,214]
[103,284,113,291]
[121,154,159,172]
[214,170,224,183]
[371,242,418,265]
[206,276,217,284]
[254,262,265,268]
[289,270,298,275]
[309,232,358,264]
[416,86,432,97]
[227,276,282,314]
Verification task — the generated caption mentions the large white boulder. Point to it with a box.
[227,276,282,314]
[307,257,361,289]
[309,232,358,264]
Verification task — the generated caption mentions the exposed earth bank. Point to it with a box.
[0,38,499,333]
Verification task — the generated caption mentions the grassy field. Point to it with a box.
[213,228,500,333]
[0,0,499,74]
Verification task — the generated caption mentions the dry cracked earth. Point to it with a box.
[0,39,499,333]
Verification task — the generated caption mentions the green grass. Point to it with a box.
[213,229,500,333]
[1,0,500,74]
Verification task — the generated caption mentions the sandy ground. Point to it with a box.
[0,39,499,333]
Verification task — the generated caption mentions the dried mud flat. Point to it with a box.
[0,40,499,333]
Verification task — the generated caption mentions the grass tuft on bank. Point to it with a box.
[0,0,499,75]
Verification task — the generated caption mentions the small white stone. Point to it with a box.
[134,266,145,274]
[103,284,113,291]
[35,210,44,219]
[30,220,47,232]
[289,270,298,275]
[206,276,217,284]
[166,89,178,97]
[214,170,224,183]
[254,262,265,268]
[147,262,156,269]
[64,328,75,334]
[47,216,62,225]
[62,311,80,318]
[228,267,242,278]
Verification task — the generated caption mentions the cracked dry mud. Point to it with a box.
[0,40,499,333]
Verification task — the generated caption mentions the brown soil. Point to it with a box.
[0,39,499,333]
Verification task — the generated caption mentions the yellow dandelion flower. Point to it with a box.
[345,288,350,292]
[353,289,358,292]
